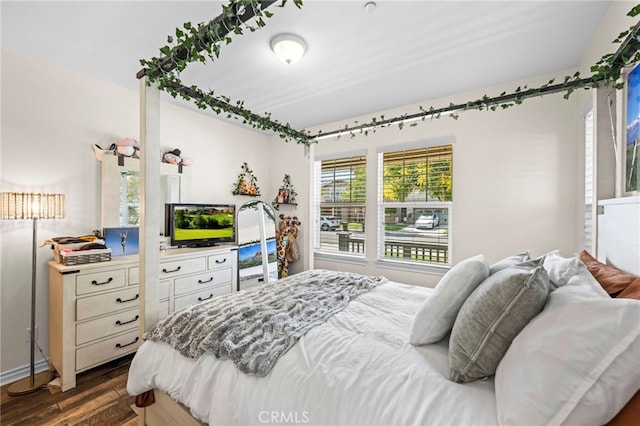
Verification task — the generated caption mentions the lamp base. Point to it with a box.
[7,370,53,396]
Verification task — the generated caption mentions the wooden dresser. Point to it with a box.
[48,245,237,391]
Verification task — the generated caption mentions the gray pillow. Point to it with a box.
[409,255,490,345]
[489,251,531,274]
[449,265,550,383]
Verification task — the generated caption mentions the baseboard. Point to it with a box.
[0,359,50,387]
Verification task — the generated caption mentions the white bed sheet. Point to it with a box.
[127,281,498,425]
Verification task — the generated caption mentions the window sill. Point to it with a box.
[374,259,450,276]
[314,251,368,266]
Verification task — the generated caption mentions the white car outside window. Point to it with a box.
[415,214,439,229]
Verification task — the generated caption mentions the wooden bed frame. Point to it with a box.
[135,385,640,425]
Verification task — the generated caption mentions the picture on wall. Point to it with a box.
[625,64,640,194]
[103,227,139,256]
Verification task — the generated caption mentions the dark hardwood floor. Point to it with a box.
[1,354,138,426]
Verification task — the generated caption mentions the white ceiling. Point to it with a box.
[1,1,612,131]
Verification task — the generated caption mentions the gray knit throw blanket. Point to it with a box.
[144,269,387,376]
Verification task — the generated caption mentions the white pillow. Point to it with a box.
[542,250,585,288]
[562,267,609,299]
[495,279,640,426]
[489,251,531,275]
[409,255,489,345]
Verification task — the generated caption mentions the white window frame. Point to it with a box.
[376,141,453,268]
[313,151,367,259]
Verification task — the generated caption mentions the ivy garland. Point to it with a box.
[138,1,640,146]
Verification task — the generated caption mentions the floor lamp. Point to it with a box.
[1,192,65,396]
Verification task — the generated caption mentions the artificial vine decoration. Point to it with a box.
[138,0,309,144]
[138,1,640,146]
[233,162,261,196]
[272,174,297,210]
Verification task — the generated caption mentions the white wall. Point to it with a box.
[0,50,274,381]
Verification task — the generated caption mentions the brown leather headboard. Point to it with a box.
[606,390,640,426]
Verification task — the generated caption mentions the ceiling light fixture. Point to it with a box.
[364,2,377,13]
[271,33,307,65]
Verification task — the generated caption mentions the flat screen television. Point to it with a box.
[166,203,236,248]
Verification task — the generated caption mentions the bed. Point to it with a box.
[127,251,640,426]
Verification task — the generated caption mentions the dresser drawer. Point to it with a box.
[76,287,139,321]
[174,284,231,311]
[208,252,236,270]
[129,267,140,285]
[76,329,139,371]
[159,257,206,278]
[76,308,139,345]
[76,269,126,296]
[174,268,232,296]
[159,300,169,320]
[159,280,170,300]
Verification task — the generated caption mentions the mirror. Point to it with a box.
[237,200,277,290]
[101,155,187,234]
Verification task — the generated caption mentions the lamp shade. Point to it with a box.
[271,34,307,65]
[1,192,65,220]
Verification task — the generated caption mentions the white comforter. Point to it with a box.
[127,281,498,425]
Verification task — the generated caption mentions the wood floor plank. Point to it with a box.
[57,373,129,411]
[1,354,137,426]
[49,390,121,426]
[1,401,62,426]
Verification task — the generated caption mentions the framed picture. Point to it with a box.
[623,63,640,195]
[103,227,139,256]
[277,188,290,204]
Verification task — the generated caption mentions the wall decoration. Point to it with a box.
[272,174,297,210]
[103,227,139,256]
[624,63,640,195]
[276,214,301,278]
[232,162,261,196]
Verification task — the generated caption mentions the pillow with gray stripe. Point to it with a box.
[449,265,550,383]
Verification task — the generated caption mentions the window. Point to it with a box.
[314,155,366,256]
[119,171,140,226]
[378,144,452,265]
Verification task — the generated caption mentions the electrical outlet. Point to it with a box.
[25,326,38,342]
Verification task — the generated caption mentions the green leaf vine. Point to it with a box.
[138,1,640,146]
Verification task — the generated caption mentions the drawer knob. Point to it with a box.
[115,315,139,326]
[215,258,227,264]
[162,266,181,273]
[115,336,139,349]
[198,276,214,284]
[91,277,114,286]
[198,294,214,302]
[116,294,139,304]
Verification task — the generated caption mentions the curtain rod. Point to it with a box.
[165,81,310,141]
[313,21,640,141]
[136,0,278,80]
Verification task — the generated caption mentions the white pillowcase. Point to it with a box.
[489,251,531,275]
[495,276,640,426]
[409,255,489,345]
[542,250,585,288]
[561,266,609,299]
